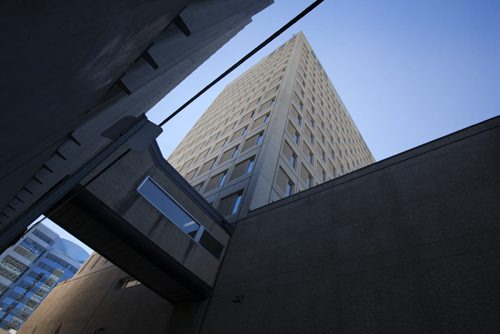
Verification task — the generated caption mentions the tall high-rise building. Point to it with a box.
[17,30,500,334]
[0,223,88,331]
[19,32,375,332]
[168,32,374,219]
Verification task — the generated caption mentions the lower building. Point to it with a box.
[19,116,500,333]
[0,224,88,331]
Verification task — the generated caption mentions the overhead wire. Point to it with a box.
[157,0,324,127]
[20,0,324,242]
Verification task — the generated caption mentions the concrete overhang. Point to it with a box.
[0,0,273,250]
[47,143,230,302]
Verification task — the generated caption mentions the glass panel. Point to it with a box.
[199,231,224,259]
[137,177,225,260]
[137,177,200,237]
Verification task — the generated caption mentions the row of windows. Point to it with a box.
[169,39,293,165]
[19,238,45,256]
[13,246,37,262]
[36,262,64,277]
[0,266,20,282]
[45,253,77,272]
[289,84,373,167]
[193,156,256,194]
[182,127,265,183]
[172,80,279,166]
[31,230,54,245]
[295,61,373,164]
[171,34,373,211]
[1,256,28,275]
[286,103,371,170]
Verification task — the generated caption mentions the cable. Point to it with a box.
[158,0,324,127]
[13,0,324,249]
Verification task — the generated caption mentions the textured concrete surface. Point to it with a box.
[19,262,176,334]
[0,0,273,252]
[202,116,500,333]
[19,116,500,333]
[0,0,188,212]
[47,143,229,302]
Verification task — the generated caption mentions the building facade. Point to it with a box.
[0,0,273,255]
[0,223,88,331]
[18,32,376,333]
[168,32,374,220]
[16,28,500,333]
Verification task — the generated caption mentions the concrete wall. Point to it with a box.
[83,144,230,288]
[48,143,229,301]
[201,116,500,333]
[19,262,176,334]
[0,0,273,255]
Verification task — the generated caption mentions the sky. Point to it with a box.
[45,0,500,252]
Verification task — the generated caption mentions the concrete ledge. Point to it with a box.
[247,115,500,218]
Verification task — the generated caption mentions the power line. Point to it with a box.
[17,0,324,243]
[158,0,324,127]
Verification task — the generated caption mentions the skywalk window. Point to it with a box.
[137,177,224,259]
[137,177,200,238]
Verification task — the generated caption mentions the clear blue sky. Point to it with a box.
[46,0,500,252]
[148,0,499,160]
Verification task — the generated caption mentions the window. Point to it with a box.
[207,131,220,144]
[282,141,297,169]
[212,137,227,151]
[308,151,314,164]
[193,182,203,192]
[184,168,197,181]
[290,105,302,125]
[251,113,271,130]
[286,121,298,141]
[222,121,236,134]
[232,126,248,141]
[117,277,141,289]
[240,110,255,124]
[291,153,298,168]
[277,167,294,196]
[220,145,239,164]
[196,149,210,162]
[199,158,216,174]
[20,238,44,255]
[293,131,300,144]
[242,131,264,151]
[259,97,275,112]
[14,245,37,261]
[218,191,243,216]
[32,230,53,245]
[137,177,200,237]
[246,159,255,173]
[137,177,224,259]
[307,174,314,188]
[230,157,255,180]
[198,230,225,259]
[206,170,228,191]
